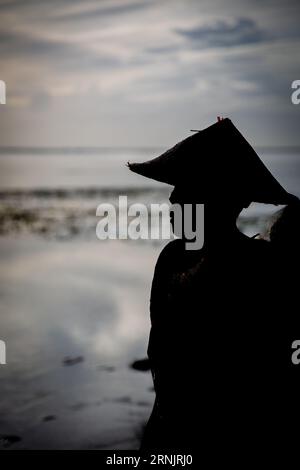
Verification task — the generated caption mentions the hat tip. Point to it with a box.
[127,161,140,174]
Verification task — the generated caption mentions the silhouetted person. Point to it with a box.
[143,198,273,450]
[268,198,300,364]
[267,198,300,446]
[128,118,296,454]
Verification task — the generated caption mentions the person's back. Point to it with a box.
[268,200,300,445]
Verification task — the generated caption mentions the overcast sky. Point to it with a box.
[0,0,299,147]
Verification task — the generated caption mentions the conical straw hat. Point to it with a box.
[128,118,295,204]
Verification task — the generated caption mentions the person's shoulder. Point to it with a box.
[252,237,270,249]
[155,239,185,270]
[236,235,271,262]
[159,238,186,256]
[157,238,186,260]
[246,237,277,268]
[244,236,270,250]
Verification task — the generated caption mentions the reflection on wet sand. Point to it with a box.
[0,237,156,449]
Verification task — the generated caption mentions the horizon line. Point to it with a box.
[0,145,300,152]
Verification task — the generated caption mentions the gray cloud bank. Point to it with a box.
[0,0,299,146]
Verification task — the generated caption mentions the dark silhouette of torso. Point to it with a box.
[268,231,300,451]
[142,233,277,451]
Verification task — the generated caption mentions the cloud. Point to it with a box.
[0,28,121,73]
[0,30,75,57]
[177,17,269,48]
[51,0,150,22]
[0,0,299,146]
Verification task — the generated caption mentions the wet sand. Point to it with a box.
[0,237,158,449]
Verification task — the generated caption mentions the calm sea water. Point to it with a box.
[0,146,299,194]
[0,146,299,238]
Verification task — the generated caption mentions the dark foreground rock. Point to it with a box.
[62,356,84,366]
[0,435,22,448]
[130,358,151,372]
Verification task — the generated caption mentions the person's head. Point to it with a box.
[269,199,300,247]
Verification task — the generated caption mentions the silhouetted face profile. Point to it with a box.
[169,185,251,241]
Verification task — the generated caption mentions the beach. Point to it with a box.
[0,146,299,449]
[0,236,157,449]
